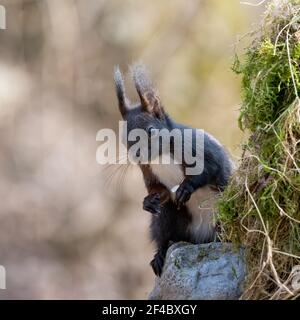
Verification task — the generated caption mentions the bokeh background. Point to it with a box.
[0,0,265,299]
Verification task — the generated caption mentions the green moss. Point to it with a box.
[234,39,299,133]
[197,248,208,261]
[218,0,300,299]
[174,257,181,269]
[231,265,238,280]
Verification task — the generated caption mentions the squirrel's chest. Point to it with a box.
[150,156,184,189]
[149,155,216,242]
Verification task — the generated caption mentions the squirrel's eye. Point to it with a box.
[147,126,158,137]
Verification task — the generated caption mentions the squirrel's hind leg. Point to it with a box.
[149,200,191,276]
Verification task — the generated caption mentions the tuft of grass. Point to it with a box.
[218,0,300,300]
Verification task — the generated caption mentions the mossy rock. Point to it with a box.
[149,242,246,300]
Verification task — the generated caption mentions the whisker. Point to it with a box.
[118,163,132,195]
[103,164,126,190]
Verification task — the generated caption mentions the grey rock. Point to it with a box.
[149,242,246,300]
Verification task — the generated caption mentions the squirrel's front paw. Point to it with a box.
[175,182,193,209]
[143,193,161,215]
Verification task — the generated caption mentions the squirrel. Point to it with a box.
[114,63,234,276]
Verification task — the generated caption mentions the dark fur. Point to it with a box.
[114,63,233,276]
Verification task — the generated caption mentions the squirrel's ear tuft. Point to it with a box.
[114,66,129,118]
[131,63,164,118]
[140,91,163,118]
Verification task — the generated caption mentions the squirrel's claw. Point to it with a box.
[175,183,193,209]
[150,250,165,277]
[143,193,161,215]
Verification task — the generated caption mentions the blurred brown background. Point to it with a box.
[0,0,264,299]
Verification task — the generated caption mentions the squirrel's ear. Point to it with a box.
[114,66,129,118]
[131,63,164,118]
[139,91,164,118]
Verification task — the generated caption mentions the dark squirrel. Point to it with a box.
[114,63,234,276]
